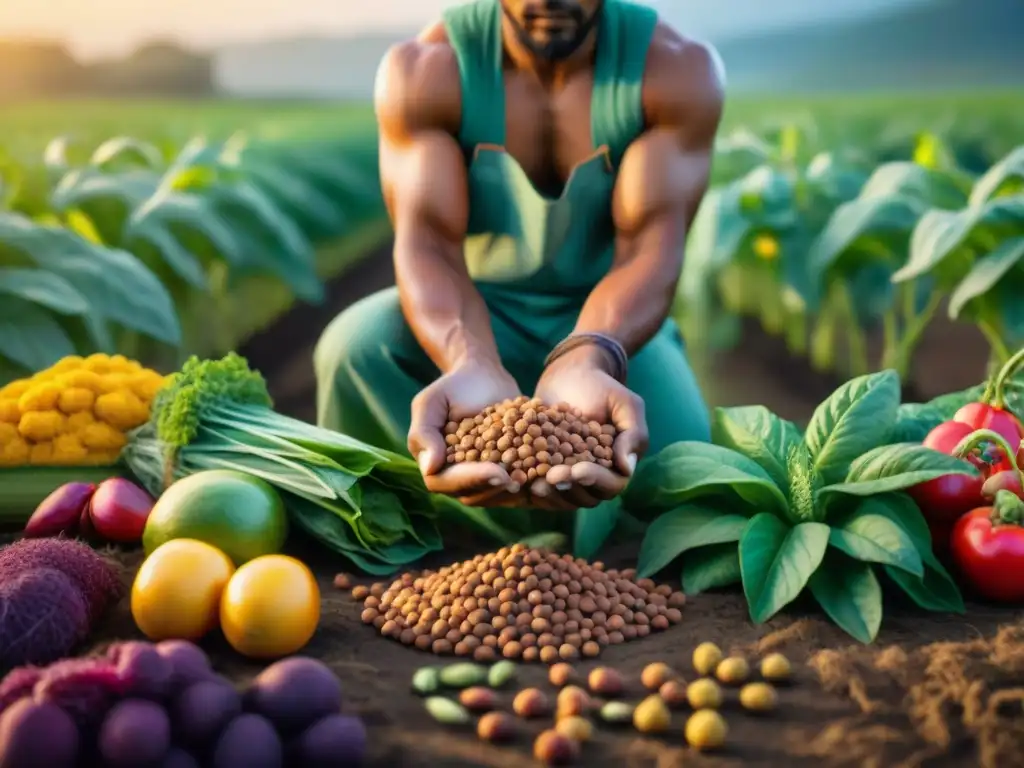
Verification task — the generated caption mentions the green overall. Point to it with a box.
[314,0,710,458]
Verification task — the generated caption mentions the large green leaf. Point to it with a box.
[0,267,89,315]
[947,236,1024,320]
[856,161,969,208]
[682,543,742,595]
[90,136,165,171]
[126,189,245,266]
[711,405,802,491]
[0,296,76,370]
[894,196,1024,285]
[739,513,830,624]
[803,370,902,485]
[622,442,789,519]
[819,443,979,498]
[890,402,946,443]
[969,146,1024,206]
[827,497,923,576]
[808,550,883,643]
[636,504,748,578]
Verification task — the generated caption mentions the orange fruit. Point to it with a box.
[219,555,320,659]
[131,539,235,641]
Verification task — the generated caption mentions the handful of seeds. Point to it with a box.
[444,396,618,485]
[358,544,684,662]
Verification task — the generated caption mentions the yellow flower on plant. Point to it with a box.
[18,411,66,442]
[82,353,113,375]
[57,369,104,394]
[753,235,780,261]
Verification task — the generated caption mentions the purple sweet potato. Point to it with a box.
[244,657,342,734]
[0,538,122,622]
[98,699,171,767]
[154,640,214,692]
[0,698,79,767]
[32,657,126,724]
[0,568,89,669]
[23,482,96,539]
[106,641,172,700]
[211,714,283,768]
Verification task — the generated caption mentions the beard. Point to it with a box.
[501,0,604,62]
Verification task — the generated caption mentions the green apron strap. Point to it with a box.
[442,0,507,149]
[591,0,658,169]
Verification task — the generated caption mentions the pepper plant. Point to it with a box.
[892,146,1024,365]
[679,126,872,364]
[621,369,979,643]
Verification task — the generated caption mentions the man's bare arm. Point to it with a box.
[570,33,724,361]
[376,36,501,372]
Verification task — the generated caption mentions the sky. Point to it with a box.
[0,0,917,60]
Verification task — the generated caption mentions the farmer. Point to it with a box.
[315,0,724,510]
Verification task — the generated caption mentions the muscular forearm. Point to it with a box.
[394,237,500,372]
[572,238,683,358]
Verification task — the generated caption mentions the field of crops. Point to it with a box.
[1,91,1023,768]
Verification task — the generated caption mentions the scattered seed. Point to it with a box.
[333,573,352,589]
[599,701,634,725]
[424,696,471,725]
[693,642,723,676]
[487,660,517,688]
[739,682,778,712]
[439,663,488,688]
[477,711,517,743]
[513,688,551,718]
[555,686,591,718]
[555,716,593,742]
[659,680,688,708]
[641,662,675,691]
[633,694,671,734]
[716,657,750,686]
[549,663,576,687]
[351,585,369,601]
[588,667,623,697]
[411,666,441,695]
[534,729,580,766]
[686,679,722,710]
[685,710,727,750]
[760,653,792,682]
[459,686,498,712]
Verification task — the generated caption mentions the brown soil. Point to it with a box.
[88,541,1024,768]
[71,242,1007,767]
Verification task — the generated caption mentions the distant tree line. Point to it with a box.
[0,40,214,99]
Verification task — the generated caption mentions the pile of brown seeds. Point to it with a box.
[443,396,618,485]
[356,545,685,663]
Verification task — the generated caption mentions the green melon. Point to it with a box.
[143,470,288,565]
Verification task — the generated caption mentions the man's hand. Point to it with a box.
[531,346,648,510]
[408,361,528,505]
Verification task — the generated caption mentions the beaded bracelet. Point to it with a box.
[543,332,629,383]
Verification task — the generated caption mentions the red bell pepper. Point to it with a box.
[950,490,1024,604]
[951,346,1024,463]
[908,428,1016,559]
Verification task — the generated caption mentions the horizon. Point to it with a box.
[0,0,922,59]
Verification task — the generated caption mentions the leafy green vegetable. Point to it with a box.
[123,353,503,572]
[627,369,969,642]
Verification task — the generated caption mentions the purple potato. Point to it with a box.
[160,747,201,768]
[98,699,171,767]
[0,698,78,767]
[291,714,367,767]
[154,641,213,692]
[171,680,241,749]
[109,641,173,699]
[210,714,283,768]
[244,657,341,733]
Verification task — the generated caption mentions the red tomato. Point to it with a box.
[950,491,1024,604]
[954,403,1023,465]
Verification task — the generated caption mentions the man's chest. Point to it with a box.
[499,72,600,198]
